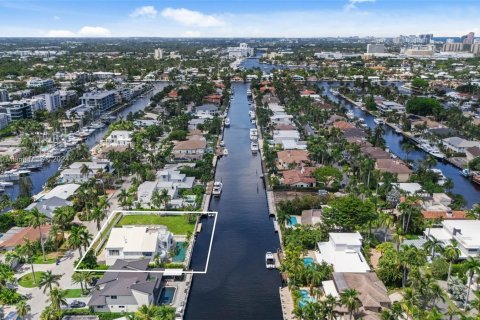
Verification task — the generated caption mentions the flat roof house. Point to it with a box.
[315,232,370,273]
[425,220,480,259]
[88,259,162,313]
[60,161,112,183]
[105,226,173,266]
[106,130,133,147]
[442,137,479,154]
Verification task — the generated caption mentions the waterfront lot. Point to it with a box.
[116,214,195,235]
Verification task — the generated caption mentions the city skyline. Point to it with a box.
[0,0,480,38]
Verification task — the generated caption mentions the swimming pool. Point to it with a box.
[172,242,186,262]
[159,287,176,305]
[303,257,315,267]
[287,216,298,226]
[298,289,316,307]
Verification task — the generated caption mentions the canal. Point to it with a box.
[318,82,480,208]
[4,82,169,201]
[186,83,283,319]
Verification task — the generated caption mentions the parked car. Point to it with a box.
[70,300,86,308]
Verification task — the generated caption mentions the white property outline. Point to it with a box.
[73,210,218,275]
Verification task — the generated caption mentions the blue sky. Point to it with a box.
[0,0,479,37]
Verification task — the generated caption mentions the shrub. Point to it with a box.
[430,257,449,280]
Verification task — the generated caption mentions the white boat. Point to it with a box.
[0,181,13,187]
[247,89,252,97]
[212,181,223,196]
[420,143,445,159]
[346,111,355,119]
[249,111,256,119]
[429,169,446,186]
[249,128,258,141]
[330,89,339,96]
[220,140,225,147]
[224,118,230,127]
[461,168,472,177]
[265,252,275,269]
[373,118,385,125]
[251,119,256,125]
[251,141,259,153]
[223,148,229,156]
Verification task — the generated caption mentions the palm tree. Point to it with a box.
[444,243,461,281]
[423,236,444,258]
[71,271,93,295]
[340,289,359,320]
[19,239,38,283]
[446,304,461,320]
[27,208,48,261]
[52,206,75,240]
[463,256,480,309]
[67,225,86,257]
[400,287,419,318]
[159,189,170,209]
[80,227,93,252]
[38,270,62,294]
[48,287,67,311]
[80,163,92,179]
[324,294,338,320]
[15,300,31,319]
[118,189,130,208]
[89,207,106,230]
[134,305,175,320]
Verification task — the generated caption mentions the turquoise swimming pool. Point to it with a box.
[303,257,315,267]
[298,289,316,307]
[172,242,186,262]
[287,216,298,226]
[159,287,176,305]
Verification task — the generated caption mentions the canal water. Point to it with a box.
[186,83,283,319]
[4,82,168,201]
[318,82,480,208]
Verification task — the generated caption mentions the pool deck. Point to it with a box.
[163,275,193,318]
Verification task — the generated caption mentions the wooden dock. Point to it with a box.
[196,223,202,234]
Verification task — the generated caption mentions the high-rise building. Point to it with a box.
[154,48,163,60]
[366,44,385,54]
[227,43,254,59]
[472,43,480,56]
[443,42,464,52]
[419,34,433,44]
[0,89,8,102]
[463,32,475,45]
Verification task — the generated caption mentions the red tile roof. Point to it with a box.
[422,211,467,220]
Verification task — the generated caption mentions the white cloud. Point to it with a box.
[344,0,376,11]
[184,30,201,37]
[161,8,224,27]
[130,6,158,18]
[78,26,111,37]
[46,29,75,37]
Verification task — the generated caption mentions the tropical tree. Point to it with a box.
[80,163,92,179]
[52,206,75,239]
[463,256,480,309]
[48,287,67,311]
[118,189,130,207]
[67,225,91,257]
[423,236,444,258]
[18,239,38,283]
[16,300,31,319]
[27,208,48,261]
[89,207,106,230]
[443,243,461,281]
[341,289,359,320]
[71,271,93,295]
[134,304,175,320]
[38,270,62,294]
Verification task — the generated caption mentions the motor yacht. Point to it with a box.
[224,118,230,127]
[212,181,223,196]
[265,252,275,269]
[251,141,259,153]
[249,128,258,141]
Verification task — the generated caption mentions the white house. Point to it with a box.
[270,114,294,126]
[106,130,133,147]
[315,232,371,273]
[105,226,173,266]
[442,137,479,153]
[425,220,480,259]
[60,161,112,183]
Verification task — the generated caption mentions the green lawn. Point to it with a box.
[33,255,58,264]
[404,234,420,240]
[117,214,195,234]
[65,289,88,298]
[18,271,46,288]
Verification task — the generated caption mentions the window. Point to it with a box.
[143,252,152,257]
[111,296,117,299]
[119,306,125,308]
[109,250,120,256]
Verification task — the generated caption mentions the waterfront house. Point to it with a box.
[375,159,412,182]
[88,259,162,312]
[106,130,133,147]
[270,114,294,126]
[33,183,80,201]
[60,160,112,183]
[377,100,405,113]
[173,135,207,160]
[315,232,371,273]
[194,104,219,118]
[280,167,316,188]
[277,150,310,170]
[136,166,195,208]
[442,137,480,154]
[105,226,173,266]
[26,197,72,219]
[325,273,391,319]
[360,146,391,160]
[466,146,480,161]
[425,220,480,259]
